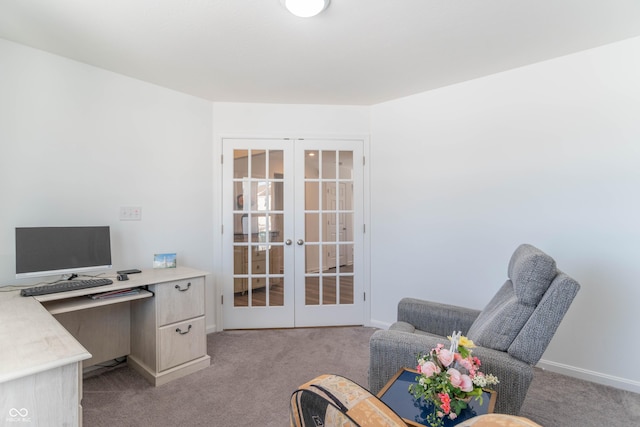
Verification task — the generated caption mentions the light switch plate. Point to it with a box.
[120,206,142,221]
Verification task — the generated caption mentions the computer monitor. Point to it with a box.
[15,226,112,279]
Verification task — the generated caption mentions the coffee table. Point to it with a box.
[377,368,496,427]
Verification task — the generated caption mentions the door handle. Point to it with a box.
[297,239,305,245]
[285,239,293,245]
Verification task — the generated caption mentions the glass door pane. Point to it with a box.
[303,150,354,305]
[232,149,284,308]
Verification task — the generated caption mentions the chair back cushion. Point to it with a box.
[508,244,557,305]
[467,244,557,352]
[508,271,580,364]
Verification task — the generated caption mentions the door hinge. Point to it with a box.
[363,156,366,166]
[221,154,224,164]
[221,224,224,234]
[363,224,366,233]
[363,292,366,301]
[221,295,224,305]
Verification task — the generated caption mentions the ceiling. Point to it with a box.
[1,0,640,105]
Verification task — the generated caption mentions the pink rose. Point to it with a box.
[459,374,474,392]
[458,357,473,371]
[418,361,440,377]
[448,368,462,387]
[438,349,454,367]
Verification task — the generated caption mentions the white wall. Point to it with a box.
[212,102,370,137]
[3,32,639,393]
[369,36,640,392]
[0,39,216,328]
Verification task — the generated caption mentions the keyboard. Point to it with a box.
[20,278,114,297]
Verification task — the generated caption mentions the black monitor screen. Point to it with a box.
[15,226,112,278]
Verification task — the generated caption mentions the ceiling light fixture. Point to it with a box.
[281,0,330,18]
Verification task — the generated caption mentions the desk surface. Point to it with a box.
[378,369,496,427]
[0,267,207,384]
[33,266,206,302]
[0,292,90,383]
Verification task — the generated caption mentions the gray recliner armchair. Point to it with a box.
[369,244,580,415]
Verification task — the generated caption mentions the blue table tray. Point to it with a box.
[377,368,496,427]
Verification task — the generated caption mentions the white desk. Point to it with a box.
[0,267,210,426]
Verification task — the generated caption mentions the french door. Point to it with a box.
[221,138,364,329]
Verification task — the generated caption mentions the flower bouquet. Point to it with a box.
[409,331,499,427]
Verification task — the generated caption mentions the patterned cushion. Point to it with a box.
[467,245,557,351]
[290,374,407,427]
[456,414,543,427]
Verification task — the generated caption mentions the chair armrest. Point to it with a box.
[469,346,535,415]
[369,330,446,394]
[397,297,481,336]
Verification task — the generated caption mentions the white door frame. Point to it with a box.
[211,134,371,332]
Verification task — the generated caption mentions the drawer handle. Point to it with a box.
[175,282,191,292]
[176,325,192,335]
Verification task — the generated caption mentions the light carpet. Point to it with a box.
[82,327,640,426]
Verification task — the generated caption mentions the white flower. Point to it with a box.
[485,374,499,385]
[472,373,499,387]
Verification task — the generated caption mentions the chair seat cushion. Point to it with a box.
[467,244,557,351]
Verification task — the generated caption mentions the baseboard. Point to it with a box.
[536,359,640,393]
[368,319,391,330]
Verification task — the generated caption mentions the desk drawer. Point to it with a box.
[158,316,206,371]
[154,277,205,326]
[251,248,267,262]
[251,259,266,274]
